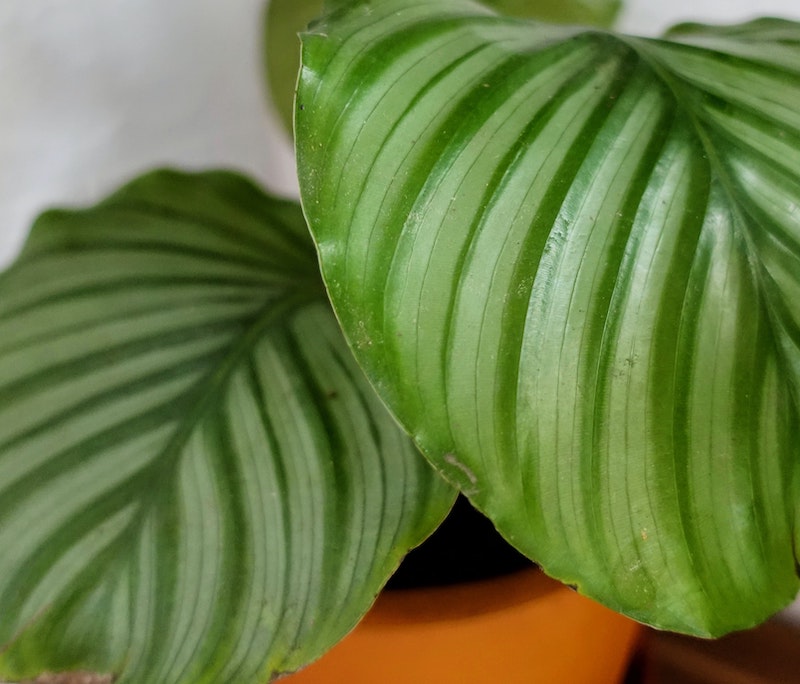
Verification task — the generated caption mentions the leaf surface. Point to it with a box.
[296,0,800,636]
[265,0,621,133]
[0,170,454,682]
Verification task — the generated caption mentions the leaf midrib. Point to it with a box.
[616,35,800,409]
[134,290,325,511]
[0,290,327,646]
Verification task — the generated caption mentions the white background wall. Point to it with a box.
[1,0,800,622]
[0,0,296,268]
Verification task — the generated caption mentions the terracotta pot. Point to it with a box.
[285,568,642,683]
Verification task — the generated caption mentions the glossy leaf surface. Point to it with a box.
[265,0,621,133]
[0,170,454,682]
[296,0,800,636]
[487,0,620,25]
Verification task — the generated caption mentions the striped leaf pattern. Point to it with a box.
[265,0,620,134]
[296,0,800,636]
[486,0,620,25]
[0,170,454,682]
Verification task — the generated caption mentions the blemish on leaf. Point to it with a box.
[353,320,372,349]
[443,453,478,495]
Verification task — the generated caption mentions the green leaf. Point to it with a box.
[264,0,621,134]
[484,0,620,25]
[265,0,324,134]
[0,170,454,682]
[296,0,800,636]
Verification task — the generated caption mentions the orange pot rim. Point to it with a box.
[368,567,568,625]
[287,566,642,684]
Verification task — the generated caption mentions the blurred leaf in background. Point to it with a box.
[0,169,454,683]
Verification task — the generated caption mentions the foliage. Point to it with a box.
[2,0,800,681]
[0,170,453,682]
[296,0,800,636]
[265,0,621,132]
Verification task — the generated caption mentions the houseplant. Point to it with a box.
[1,0,800,681]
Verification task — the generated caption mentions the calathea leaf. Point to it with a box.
[0,170,454,683]
[296,0,800,636]
[486,0,620,26]
[265,0,325,134]
[264,0,620,134]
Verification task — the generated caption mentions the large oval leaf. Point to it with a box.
[0,170,454,682]
[296,0,800,636]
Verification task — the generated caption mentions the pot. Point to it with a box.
[285,568,641,682]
